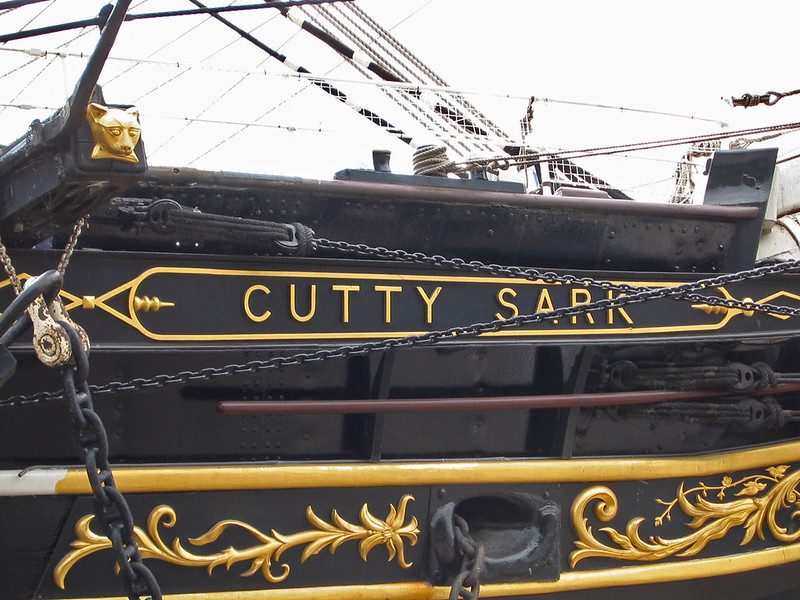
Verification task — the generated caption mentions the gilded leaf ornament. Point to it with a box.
[570,465,800,567]
[55,495,419,589]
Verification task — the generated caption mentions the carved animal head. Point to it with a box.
[85,102,141,163]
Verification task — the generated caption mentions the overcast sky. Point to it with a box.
[1,0,798,202]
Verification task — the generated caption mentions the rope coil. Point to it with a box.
[413,144,460,176]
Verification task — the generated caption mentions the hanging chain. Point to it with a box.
[59,320,162,600]
[314,238,800,313]
[449,515,485,600]
[0,216,87,295]
[0,235,22,295]
[58,217,87,275]
[0,219,162,599]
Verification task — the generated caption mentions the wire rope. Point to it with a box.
[148,14,285,156]
[298,5,470,156]
[103,0,229,87]
[342,1,510,141]
[185,0,436,164]
[17,0,52,31]
[305,4,476,156]
[322,3,495,153]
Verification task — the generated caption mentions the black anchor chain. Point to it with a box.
[449,515,485,600]
[59,320,162,600]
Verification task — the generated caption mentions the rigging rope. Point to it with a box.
[731,89,800,108]
[342,1,511,141]
[0,0,353,44]
[0,102,329,133]
[0,0,47,9]
[188,0,438,163]
[777,151,800,165]
[317,2,497,153]
[278,73,728,126]
[296,4,470,157]
[456,121,800,172]
[669,141,720,204]
[412,144,461,176]
[15,0,52,31]
[0,53,57,117]
[308,3,628,195]
[130,5,280,105]
[729,132,785,150]
[149,24,297,156]
[183,0,416,166]
[103,0,207,87]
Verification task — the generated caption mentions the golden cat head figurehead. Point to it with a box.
[86,102,141,163]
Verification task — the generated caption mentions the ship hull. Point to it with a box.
[5,440,800,599]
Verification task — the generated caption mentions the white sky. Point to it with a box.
[1,0,799,202]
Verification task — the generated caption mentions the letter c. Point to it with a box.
[244,284,271,322]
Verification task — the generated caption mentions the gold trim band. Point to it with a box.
[55,438,800,494]
[53,538,800,599]
[57,583,432,600]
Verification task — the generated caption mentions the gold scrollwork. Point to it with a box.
[55,495,419,589]
[570,465,800,567]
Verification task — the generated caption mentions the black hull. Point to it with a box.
[4,441,800,599]
[0,133,794,599]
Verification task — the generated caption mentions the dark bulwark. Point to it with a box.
[79,147,773,274]
[1,65,800,600]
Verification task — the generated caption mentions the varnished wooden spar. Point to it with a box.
[218,382,800,414]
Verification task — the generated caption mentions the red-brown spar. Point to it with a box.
[218,383,800,414]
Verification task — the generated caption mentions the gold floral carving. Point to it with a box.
[570,465,800,567]
[55,495,418,589]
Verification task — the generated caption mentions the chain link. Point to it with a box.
[0,217,87,295]
[0,234,22,295]
[316,239,800,317]
[58,216,87,275]
[0,219,161,598]
[59,320,162,600]
[449,515,485,600]
[4,241,800,409]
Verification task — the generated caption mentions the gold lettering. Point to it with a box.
[570,289,595,325]
[374,285,402,323]
[416,286,442,323]
[289,284,317,322]
[243,284,271,323]
[535,288,559,324]
[606,290,634,325]
[331,284,360,323]
[495,287,519,320]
